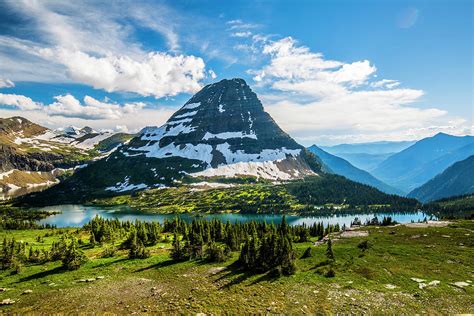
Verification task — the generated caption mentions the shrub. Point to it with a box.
[325,267,336,278]
[357,240,370,252]
[101,246,116,258]
[301,247,312,258]
[205,242,230,263]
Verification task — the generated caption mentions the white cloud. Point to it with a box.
[0,93,145,120]
[370,79,401,89]
[0,1,211,98]
[0,107,174,134]
[226,20,259,30]
[0,79,14,88]
[115,125,129,133]
[0,93,42,111]
[208,70,217,79]
[251,37,342,83]
[47,95,145,120]
[231,32,252,38]
[249,36,469,144]
[38,48,207,99]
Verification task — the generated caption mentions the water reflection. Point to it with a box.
[38,204,432,228]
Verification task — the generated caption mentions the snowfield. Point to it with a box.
[202,131,257,140]
[191,160,300,180]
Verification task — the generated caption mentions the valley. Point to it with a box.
[0,217,472,314]
[0,79,472,315]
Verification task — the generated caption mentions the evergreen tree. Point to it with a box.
[326,239,335,261]
[62,237,88,270]
[170,232,189,261]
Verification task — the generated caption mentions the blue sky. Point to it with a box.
[0,0,472,145]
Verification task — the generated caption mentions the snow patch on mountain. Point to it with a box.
[182,102,201,110]
[202,131,257,140]
[105,176,148,192]
[71,132,114,149]
[130,142,214,164]
[191,160,298,180]
[216,143,301,164]
[174,110,198,119]
[141,123,196,141]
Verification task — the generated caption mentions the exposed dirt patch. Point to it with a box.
[340,230,369,238]
[405,221,451,228]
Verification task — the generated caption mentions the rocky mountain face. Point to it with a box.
[408,155,474,202]
[27,78,321,201]
[0,117,131,196]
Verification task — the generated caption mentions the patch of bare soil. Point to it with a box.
[340,230,369,238]
[405,221,450,228]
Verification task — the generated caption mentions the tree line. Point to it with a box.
[0,216,342,276]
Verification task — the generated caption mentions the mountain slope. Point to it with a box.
[321,141,414,172]
[0,117,131,196]
[322,140,415,155]
[308,145,401,194]
[371,133,474,193]
[21,78,320,204]
[408,155,474,202]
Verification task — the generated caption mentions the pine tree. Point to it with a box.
[279,235,296,275]
[62,237,88,270]
[326,239,335,261]
[170,231,187,261]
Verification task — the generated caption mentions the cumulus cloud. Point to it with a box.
[39,48,207,99]
[0,79,15,88]
[250,37,343,87]
[0,93,145,120]
[1,1,212,98]
[47,95,145,120]
[248,36,468,144]
[0,93,42,111]
[0,106,175,135]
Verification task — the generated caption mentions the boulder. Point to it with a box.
[0,298,15,305]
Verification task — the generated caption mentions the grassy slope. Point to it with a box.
[88,175,419,214]
[0,221,472,314]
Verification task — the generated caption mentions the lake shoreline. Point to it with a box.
[36,204,434,228]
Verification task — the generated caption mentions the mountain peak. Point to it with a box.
[432,132,450,138]
[127,78,308,171]
[48,78,320,196]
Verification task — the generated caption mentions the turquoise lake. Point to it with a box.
[37,204,433,228]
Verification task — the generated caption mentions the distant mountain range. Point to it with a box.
[322,140,415,155]
[321,141,415,171]
[308,145,401,195]
[371,133,474,194]
[0,117,133,196]
[409,155,474,202]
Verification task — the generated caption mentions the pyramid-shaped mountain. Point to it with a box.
[26,78,320,201]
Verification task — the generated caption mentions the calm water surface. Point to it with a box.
[37,205,432,228]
